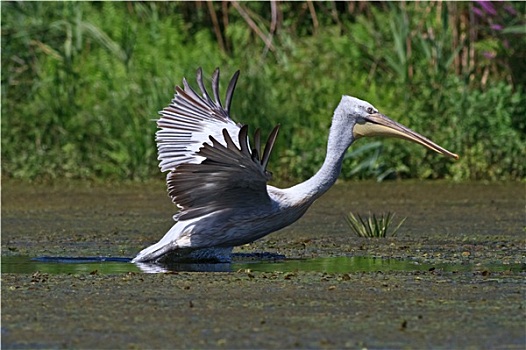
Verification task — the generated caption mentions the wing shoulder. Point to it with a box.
[155,67,281,220]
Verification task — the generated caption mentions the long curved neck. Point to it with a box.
[285,115,353,205]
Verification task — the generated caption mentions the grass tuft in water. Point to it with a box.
[346,212,407,238]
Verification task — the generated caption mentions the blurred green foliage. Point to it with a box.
[2,2,525,182]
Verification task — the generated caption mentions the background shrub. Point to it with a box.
[2,2,524,182]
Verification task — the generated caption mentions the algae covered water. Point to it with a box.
[2,255,524,274]
[2,180,525,349]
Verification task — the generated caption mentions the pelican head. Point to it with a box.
[336,95,458,159]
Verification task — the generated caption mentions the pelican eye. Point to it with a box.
[366,107,375,114]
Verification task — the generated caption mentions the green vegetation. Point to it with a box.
[2,2,525,182]
[346,212,406,238]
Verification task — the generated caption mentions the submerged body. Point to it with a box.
[132,68,458,264]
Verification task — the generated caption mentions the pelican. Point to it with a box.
[132,68,458,264]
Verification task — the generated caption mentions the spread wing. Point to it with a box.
[156,68,280,220]
[156,67,242,172]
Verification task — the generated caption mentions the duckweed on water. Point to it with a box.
[2,181,525,349]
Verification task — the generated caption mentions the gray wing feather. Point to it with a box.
[167,124,280,221]
[156,68,241,173]
[157,67,280,219]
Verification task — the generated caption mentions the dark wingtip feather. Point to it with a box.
[196,67,213,102]
[261,124,280,170]
[225,70,240,114]
[222,128,237,150]
[212,68,222,108]
[238,125,249,154]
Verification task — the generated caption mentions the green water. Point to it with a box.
[2,181,525,349]
[2,255,523,274]
[237,256,525,274]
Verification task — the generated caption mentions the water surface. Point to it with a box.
[2,180,524,349]
[2,255,523,274]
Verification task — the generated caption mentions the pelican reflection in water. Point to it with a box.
[133,68,458,264]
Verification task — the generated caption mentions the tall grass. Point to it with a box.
[2,2,524,182]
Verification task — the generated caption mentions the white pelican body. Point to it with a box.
[132,68,458,263]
